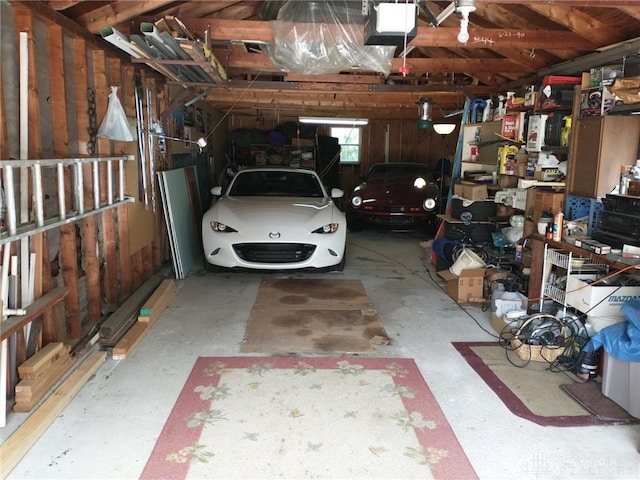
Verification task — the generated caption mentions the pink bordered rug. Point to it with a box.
[140,356,477,479]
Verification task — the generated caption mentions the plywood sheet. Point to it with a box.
[125,139,156,254]
[241,279,390,354]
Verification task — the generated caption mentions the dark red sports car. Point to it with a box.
[346,162,440,232]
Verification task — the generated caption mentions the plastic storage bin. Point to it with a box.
[601,351,640,418]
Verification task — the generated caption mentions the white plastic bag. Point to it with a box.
[97,86,134,141]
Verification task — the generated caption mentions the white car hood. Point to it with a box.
[210,196,338,230]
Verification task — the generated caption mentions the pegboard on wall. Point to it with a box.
[565,195,604,235]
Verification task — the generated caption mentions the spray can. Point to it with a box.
[619,165,633,195]
[552,211,564,242]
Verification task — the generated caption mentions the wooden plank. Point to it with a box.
[0,350,106,479]
[138,279,175,326]
[111,322,148,360]
[14,354,75,410]
[24,317,43,359]
[0,286,70,342]
[17,342,63,379]
[99,275,162,341]
[179,40,227,83]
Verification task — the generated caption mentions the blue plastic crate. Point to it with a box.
[565,195,603,235]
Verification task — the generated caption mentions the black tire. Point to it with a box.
[202,256,224,273]
[450,198,496,222]
[444,222,495,244]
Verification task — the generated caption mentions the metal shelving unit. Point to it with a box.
[540,243,609,313]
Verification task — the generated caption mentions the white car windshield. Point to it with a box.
[229,171,324,197]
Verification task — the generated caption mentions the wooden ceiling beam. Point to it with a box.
[213,50,531,75]
[77,0,177,34]
[176,18,597,50]
[528,4,631,47]
[46,1,83,10]
[283,74,385,84]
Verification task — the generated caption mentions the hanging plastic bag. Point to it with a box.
[97,86,134,141]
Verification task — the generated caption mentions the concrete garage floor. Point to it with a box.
[4,230,640,479]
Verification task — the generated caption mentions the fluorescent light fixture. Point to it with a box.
[299,116,369,126]
[433,123,456,135]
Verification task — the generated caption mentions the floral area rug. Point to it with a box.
[140,356,477,479]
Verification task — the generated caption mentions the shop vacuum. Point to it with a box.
[575,348,601,379]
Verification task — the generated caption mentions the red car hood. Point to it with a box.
[356,177,439,204]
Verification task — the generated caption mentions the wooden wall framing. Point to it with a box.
[1,2,168,343]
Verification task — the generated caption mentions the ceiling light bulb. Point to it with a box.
[457,12,470,44]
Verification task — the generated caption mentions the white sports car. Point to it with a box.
[202,167,347,271]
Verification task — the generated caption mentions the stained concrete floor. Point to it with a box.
[3,230,640,479]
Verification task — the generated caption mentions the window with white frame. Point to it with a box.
[331,127,361,164]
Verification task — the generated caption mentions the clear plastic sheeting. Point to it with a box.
[263,1,396,75]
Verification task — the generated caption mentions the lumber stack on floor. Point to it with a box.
[13,342,75,412]
[1,351,106,479]
[111,279,175,360]
[99,276,164,347]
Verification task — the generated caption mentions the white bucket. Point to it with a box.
[449,248,486,276]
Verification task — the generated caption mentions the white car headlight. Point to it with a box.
[423,198,437,211]
[414,177,427,188]
[313,223,339,234]
[210,221,237,233]
[351,196,362,208]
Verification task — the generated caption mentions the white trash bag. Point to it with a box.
[97,86,134,141]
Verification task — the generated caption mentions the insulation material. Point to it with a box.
[263,1,395,75]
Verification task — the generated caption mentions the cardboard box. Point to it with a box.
[590,64,624,87]
[438,268,485,303]
[513,188,528,210]
[565,276,640,317]
[574,238,612,255]
[501,114,519,140]
[579,86,621,117]
[532,168,562,182]
[526,114,548,152]
[536,76,581,111]
[454,183,488,201]
[491,312,519,339]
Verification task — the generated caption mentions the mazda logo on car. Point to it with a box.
[269,232,281,239]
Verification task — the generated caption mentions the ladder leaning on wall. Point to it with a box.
[0,154,134,428]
